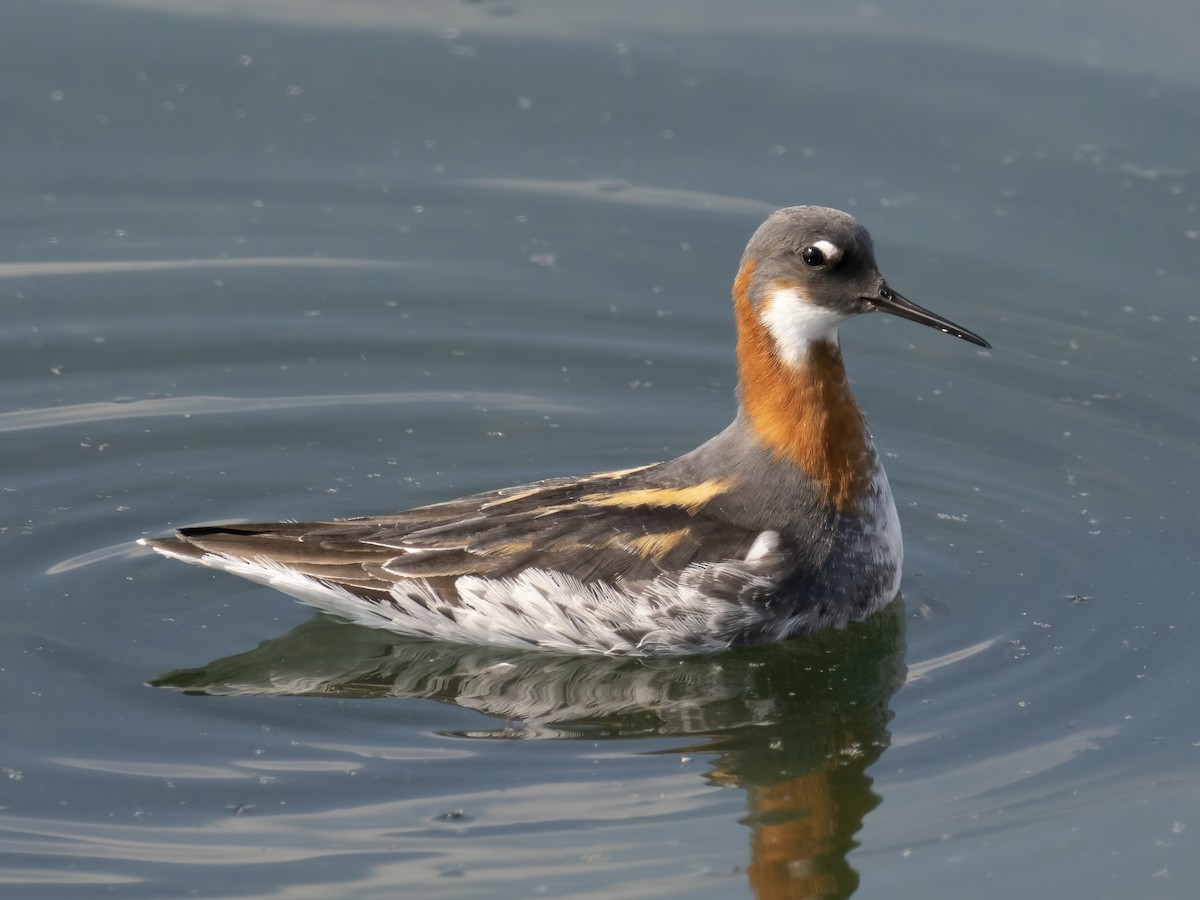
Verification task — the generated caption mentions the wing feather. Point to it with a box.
[150,466,771,599]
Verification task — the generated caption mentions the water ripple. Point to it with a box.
[0,392,581,434]
[0,257,407,279]
[464,177,776,216]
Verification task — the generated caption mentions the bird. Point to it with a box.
[141,205,989,656]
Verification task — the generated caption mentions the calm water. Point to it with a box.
[3,1,1199,897]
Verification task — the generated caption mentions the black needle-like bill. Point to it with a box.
[871,285,991,349]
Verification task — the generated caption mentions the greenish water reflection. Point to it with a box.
[156,601,906,898]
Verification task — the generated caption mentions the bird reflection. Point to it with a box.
[154,600,905,898]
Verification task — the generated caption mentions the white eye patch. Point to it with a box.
[800,239,842,268]
[810,239,841,263]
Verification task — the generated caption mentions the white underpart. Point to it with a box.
[760,286,849,367]
[148,544,797,656]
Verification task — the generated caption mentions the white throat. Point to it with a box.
[760,287,847,367]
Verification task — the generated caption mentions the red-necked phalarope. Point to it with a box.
[142,206,989,656]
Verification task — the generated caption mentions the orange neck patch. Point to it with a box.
[733,261,872,513]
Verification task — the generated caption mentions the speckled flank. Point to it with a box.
[733,263,872,514]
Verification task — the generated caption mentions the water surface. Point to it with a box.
[3,1,1199,896]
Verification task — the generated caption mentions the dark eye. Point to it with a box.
[801,246,825,267]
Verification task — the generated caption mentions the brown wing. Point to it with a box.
[145,465,763,599]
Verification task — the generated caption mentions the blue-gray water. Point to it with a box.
[3,1,1199,897]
